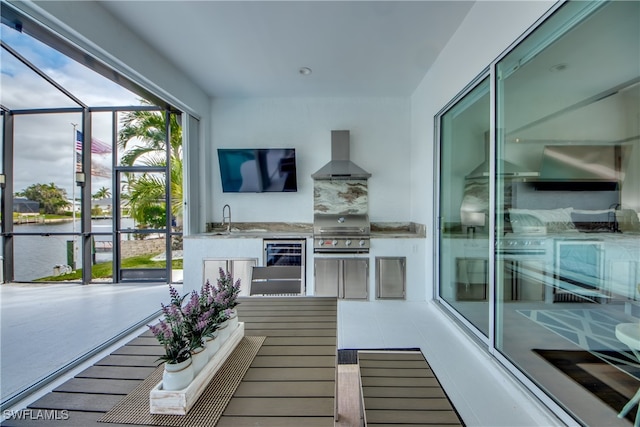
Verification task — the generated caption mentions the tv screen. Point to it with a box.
[217,148,298,193]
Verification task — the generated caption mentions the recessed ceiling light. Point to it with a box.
[549,63,568,73]
[299,67,312,76]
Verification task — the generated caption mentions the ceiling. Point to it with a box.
[97,1,474,98]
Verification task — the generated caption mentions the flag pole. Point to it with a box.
[71,123,78,270]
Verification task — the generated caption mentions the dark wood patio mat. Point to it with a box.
[99,336,265,427]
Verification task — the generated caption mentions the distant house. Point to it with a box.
[13,198,39,214]
[92,197,112,215]
[64,199,81,213]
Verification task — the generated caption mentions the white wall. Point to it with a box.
[410,0,556,299]
[208,97,411,224]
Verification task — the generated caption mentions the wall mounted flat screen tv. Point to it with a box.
[217,148,298,193]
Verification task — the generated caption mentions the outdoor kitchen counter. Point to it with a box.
[194,222,426,238]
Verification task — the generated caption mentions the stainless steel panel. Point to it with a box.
[314,258,340,297]
[250,266,303,295]
[314,237,370,253]
[342,258,368,300]
[313,214,370,235]
[314,257,368,299]
[376,257,406,299]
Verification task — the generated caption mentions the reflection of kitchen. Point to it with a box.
[445,117,640,305]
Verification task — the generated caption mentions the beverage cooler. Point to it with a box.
[251,239,305,295]
[264,239,305,268]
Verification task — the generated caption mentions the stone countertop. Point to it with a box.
[190,222,426,239]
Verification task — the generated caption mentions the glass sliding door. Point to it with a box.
[495,1,640,425]
[437,1,640,425]
[438,76,491,337]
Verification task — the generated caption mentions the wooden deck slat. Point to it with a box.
[238,297,335,304]
[242,367,335,381]
[123,337,160,346]
[365,409,462,424]
[234,381,334,397]
[366,425,436,427]
[250,355,335,367]
[241,311,337,317]
[223,397,334,416]
[364,397,455,411]
[28,392,124,412]
[238,306,337,311]
[239,307,336,312]
[257,345,336,356]
[75,366,156,380]
[0,410,142,427]
[240,308,337,313]
[360,367,433,378]
[237,315,337,322]
[244,322,337,329]
[110,345,165,356]
[361,376,442,387]
[53,378,141,395]
[362,385,447,398]
[359,359,430,369]
[262,336,336,346]
[215,416,334,427]
[358,352,424,361]
[245,328,336,340]
[94,355,159,367]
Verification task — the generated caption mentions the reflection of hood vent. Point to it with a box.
[539,144,630,181]
[466,131,539,179]
[311,130,371,180]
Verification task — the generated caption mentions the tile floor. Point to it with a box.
[0,282,176,407]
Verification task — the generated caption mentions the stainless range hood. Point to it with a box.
[539,144,631,181]
[466,132,538,180]
[311,130,372,180]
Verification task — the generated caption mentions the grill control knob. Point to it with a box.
[318,240,325,246]
[338,217,345,223]
[332,240,338,246]
[359,240,366,247]
[345,240,352,246]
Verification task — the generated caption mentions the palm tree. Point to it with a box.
[92,186,111,200]
[118,101,182,228]
[118,100,182,166]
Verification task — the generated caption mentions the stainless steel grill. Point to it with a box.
[313,213,370,253]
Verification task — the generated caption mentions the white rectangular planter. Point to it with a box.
[149,322,245,415]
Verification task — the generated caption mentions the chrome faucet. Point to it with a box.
[222,204,231,232]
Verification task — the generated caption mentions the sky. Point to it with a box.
[1,22,142,198]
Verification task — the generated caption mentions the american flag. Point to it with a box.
[76,130,112,176]
[75,130,112,155]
